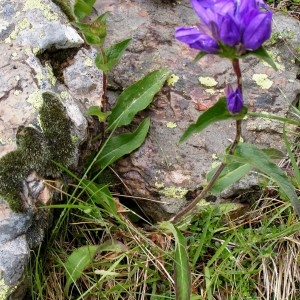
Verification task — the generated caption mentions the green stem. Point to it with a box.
[170,59,243,224]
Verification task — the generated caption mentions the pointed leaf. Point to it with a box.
[74,0,96,21]
[73,12,108,44]
[64,245,99,296]
[81,31,101,45]
[180,97,247,143]
[193,51,207,63]
[283,125,300,187]
[228,143,300,216]
[81,180,118,216]
[107,69,170,130]
[250,46,278,70]
[96,117,150,168]
[208,162,253,194]
[160,222,191,300]
[84,106,111,122]
[64,240,126,296]
[95,38,131,73]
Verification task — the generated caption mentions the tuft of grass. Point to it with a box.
[27,174,300,299]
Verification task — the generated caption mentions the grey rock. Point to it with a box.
[98,0,300,221]
[0,0,102,298]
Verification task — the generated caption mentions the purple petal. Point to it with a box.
[214,0,236,15]
[226,86,244,114]
[190,0,216,24]
[218,14,241,46]
[242,11,272,50]
[175,27,219,53]
[238,0,258,16]
[175,27,204,44]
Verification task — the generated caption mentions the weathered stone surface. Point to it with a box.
[98,0,300,221]
[0,0,103,298]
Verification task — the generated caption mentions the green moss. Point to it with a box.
[51,0,76,21]
[0,92,76,212]
[0,277,13,300]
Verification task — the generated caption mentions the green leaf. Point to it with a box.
[261,148,285,160]
[180,97,247,143]
[95,38,132,73]
[283,125,300,187]
[107,69,170,130]
[84,106,111,122]
[193,51,207,63]
[81,180,118,216]
[208,162,253,194]
[84,32,102,44]
[206,234,234,267]
[250,46,278,70]
[96,117,150,168]
[248,111,300,126]
[73,12,108,45]
[64,240,126,296]
[227,143,300,216]
[64,245,99,296]
[160,222,191,300]
[74,0,96,21]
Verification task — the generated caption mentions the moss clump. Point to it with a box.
[0,92,76,212]
[39,92,77,175]
[51,0,76,21]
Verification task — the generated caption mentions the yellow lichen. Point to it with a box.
[0,277,14,300]
[154,182,165,189]
[0,137,14,145]
[167,74,179,86]
[18,18,31,30]
[166,122,177,129]
[23,0,59,21]
[26,90,44,109]
[205,88,216,94]
[252,74,273,90]
[13,90,22,96]
[160,186,188,199]
[4,18,31,43]
[11,52,18,59]
[32,47,41,55]
[45,62,57,86]
[60,91,69,99]
[198,76,218,87]
[84,58,94,67]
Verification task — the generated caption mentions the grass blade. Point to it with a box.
[161,222,191,300]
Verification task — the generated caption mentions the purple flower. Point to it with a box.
[175,0,272,54]
[225,84,243,114]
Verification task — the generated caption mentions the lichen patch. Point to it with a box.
[26,90,44,110]
[23,0,59,21]
[0,278,12,300]
[252,74,273,90]
[166,122,177,129]
[160,186,188,199]
[198,76,218,87]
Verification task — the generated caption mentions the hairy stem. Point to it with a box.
[170,59,243,224]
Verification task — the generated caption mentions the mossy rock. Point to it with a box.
[0,92,77,212]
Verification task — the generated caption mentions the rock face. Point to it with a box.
[98,0,300,221]
[0,0,102,298]
[0,0,300,298]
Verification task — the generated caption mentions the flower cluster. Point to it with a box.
[175,0,272,55]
